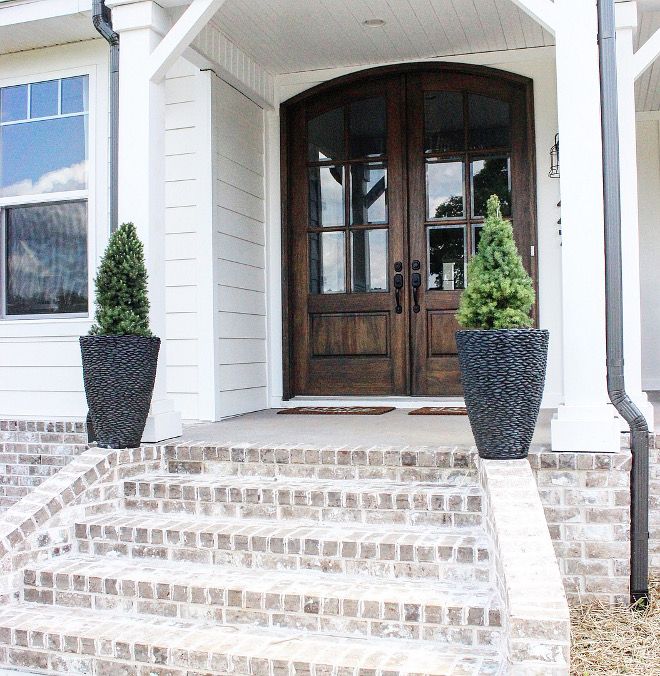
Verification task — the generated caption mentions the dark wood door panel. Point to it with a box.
[428,311,460,357]
[305,358,397,396]
[311,313,389,357]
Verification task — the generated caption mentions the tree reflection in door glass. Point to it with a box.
[427,227,465,290]
[426,160,464,220]
[471,157,511,217]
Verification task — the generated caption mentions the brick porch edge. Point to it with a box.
[480,459,570,675]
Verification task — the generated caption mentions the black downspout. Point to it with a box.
[92,0,119,233]
[87,1,120,445]
[596,0,650,604]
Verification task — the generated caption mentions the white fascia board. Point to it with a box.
[0,0,90,27]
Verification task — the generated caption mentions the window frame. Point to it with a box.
[0,65,96,322]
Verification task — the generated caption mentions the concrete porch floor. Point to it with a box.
[180,407,555,448]
[177,394,660,449]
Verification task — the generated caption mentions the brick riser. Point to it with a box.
[165,444,477,483]
[0,605,504,676]
[22,558,502,647]
[74,514,492,583]
[123,475,484,528]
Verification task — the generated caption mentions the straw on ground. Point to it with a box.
[570,574,660,675]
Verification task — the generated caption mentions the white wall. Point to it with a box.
[212,76,268,418]
[637,118,660,391]
[164,59,212,421]
[0,40,108,419]
[269,47,564,408]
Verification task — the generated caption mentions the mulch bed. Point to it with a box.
[570,574,660,675]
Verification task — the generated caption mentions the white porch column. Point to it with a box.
[550,0,621,452]
[106,0,182,442]
[616,1,655,429]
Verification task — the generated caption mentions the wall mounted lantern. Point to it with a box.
[549,133,560,178]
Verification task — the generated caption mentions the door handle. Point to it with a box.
[411,272,421,313]
[394,273,404,314]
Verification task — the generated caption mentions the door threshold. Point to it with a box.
[280,396,465,410]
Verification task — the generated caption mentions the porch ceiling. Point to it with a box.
[209,0,555,75]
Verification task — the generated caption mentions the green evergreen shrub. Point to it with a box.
[89,223,152,337]
[456,195,535,330]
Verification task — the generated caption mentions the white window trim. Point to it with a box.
[0,62,99,326]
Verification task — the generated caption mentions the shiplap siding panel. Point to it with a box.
[164,60,204,421]
[213,77,267,417]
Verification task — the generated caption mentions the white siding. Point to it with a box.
[638,119,660,391]
[164,59,207,421]
[212,77,267,418]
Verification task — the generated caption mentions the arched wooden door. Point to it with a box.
[282,65,537,398]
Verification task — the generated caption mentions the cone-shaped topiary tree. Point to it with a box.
[457,194,535,329]
[89,223,152,337]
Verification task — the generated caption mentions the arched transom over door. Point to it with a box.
[283,65,537,398]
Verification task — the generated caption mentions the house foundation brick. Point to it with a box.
[528,443,656,606]
[0,419,88,513]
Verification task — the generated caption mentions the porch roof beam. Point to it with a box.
[506,0,557,34]
[148,0,228,83]
[633,26,660,80]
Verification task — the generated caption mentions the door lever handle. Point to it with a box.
[393,273,404,314]
[411,272,421,313]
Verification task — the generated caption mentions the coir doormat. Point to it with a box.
[278,406,396,415]
[409,407,468,416]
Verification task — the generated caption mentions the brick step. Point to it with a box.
[124,474,483,528]
[164,443,477,482]
[23,555,503,646]
[75,512,492,582]
[0,604,505,675]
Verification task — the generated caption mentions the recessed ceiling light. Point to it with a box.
[363,18,386,27]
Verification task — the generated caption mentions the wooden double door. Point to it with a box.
[283,65,537,397]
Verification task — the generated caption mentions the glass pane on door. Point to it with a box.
[351,229,388,292]
[350,163,387,225]
[308,107,344,161]
[468,94,510,149]
[309,231,346,294]
[471,157,511,217]
[349,97,386,158]
[426,160,464,220]
[427,226,465,290]
[308,165,344,227]
[424,91,464,153]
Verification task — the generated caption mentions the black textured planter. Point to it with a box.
[456,329,549,460]
[80,335,160,449]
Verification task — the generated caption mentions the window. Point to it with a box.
[0,75,89,317]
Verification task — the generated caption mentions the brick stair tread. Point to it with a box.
[127,473,481,494]
[76,510,489,545]
[25,554,502,611]
[0,604,504,675]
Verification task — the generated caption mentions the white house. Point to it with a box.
[0,0,658,454]
[0,1,658,673]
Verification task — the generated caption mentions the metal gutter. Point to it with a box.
[597,0,650,604]
[92,0,119,233]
